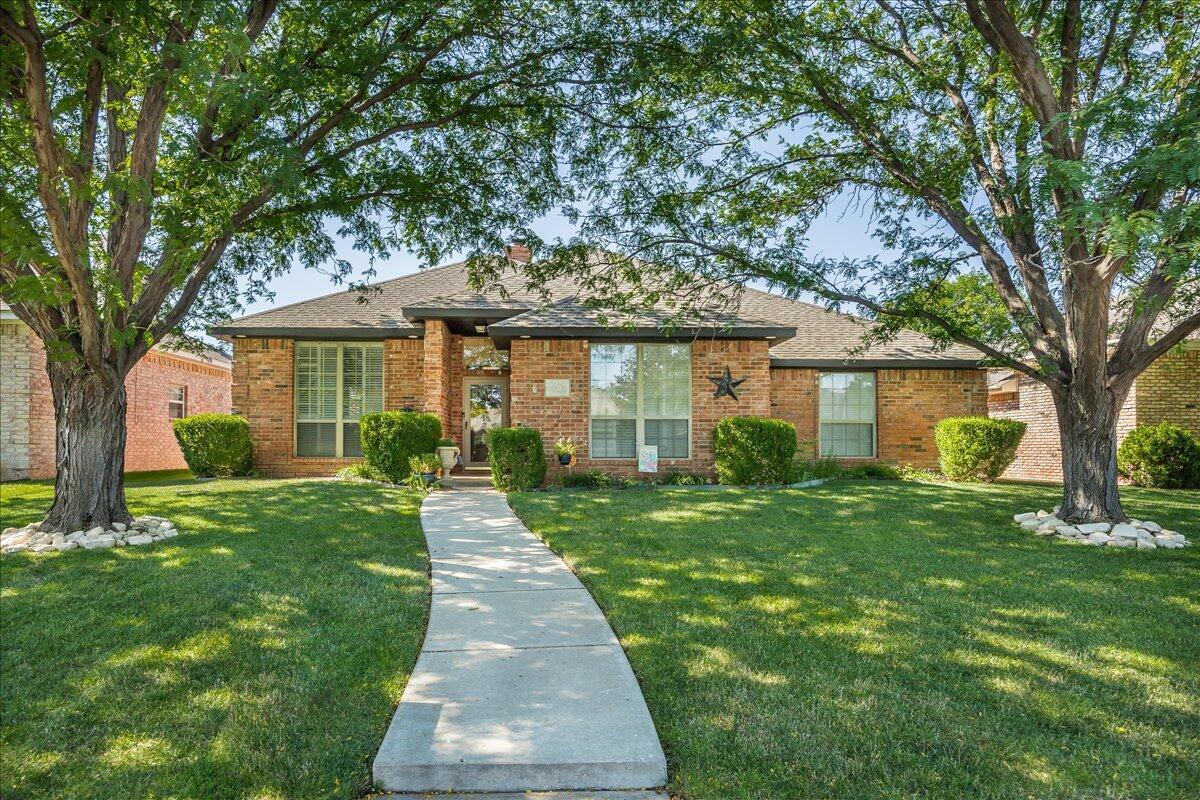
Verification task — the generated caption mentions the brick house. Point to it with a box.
[209,249,987,480]
[988,341,1200,483]
[1,303,233,481]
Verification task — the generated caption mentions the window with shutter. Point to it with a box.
[295,342,384,457]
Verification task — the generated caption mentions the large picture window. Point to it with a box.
[819,372,876,457]
[589,344,691,459]
[295,342,383,457]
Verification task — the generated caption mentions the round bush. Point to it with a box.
[934,416,1026,482]
[486,427,547,490]
[1117,423,1200,489]
[712,416,797,485]
[359,411,442,483]
[171,413,253,477]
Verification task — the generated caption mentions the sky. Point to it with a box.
[233,192,885,320]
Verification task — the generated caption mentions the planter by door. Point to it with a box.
[463,378,509,466]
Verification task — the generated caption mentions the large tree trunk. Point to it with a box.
[1052,380,1130,524]
[42,360,132,534]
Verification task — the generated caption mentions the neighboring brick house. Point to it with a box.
[988,342,1200,483]
[210,248,988,481]
[1,304,232,481]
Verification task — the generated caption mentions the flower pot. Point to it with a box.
[421,472,438,485]
[437,446,460,472]
[558,453,572,466]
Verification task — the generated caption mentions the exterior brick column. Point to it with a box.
[423,320,455,440]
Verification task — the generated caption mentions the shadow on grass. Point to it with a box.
[511,481,1200,800]
[1,479,429,800]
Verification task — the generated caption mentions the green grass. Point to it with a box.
[0,477,428,800]
[509,481,1200,800]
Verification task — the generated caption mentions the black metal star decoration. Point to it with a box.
[709,367,747,400]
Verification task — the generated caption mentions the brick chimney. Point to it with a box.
[504,240,532,263]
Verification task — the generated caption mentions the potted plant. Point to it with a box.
[436,438,460,473]
[554,437,577,466]
[409,452,442,486]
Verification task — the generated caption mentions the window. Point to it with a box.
[819,372,876,457]
[295,342,383,457]
[167,385,186,419]
[462,337,509,370]
[589,343,690,458]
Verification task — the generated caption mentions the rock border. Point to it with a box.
[1,516,181,555]
[1013,509,1189,549]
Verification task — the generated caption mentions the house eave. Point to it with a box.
[769,357,984,369]
[206,324,424,341]
[488,324,797,346]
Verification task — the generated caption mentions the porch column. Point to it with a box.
[422,319,456,441]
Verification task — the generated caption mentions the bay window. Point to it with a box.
[295,342,383,457]
[589,344,691,458]
[819,372,876,457]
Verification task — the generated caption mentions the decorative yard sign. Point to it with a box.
[544,379,570,397]
[709,367,747,400]
[638,445,659,473]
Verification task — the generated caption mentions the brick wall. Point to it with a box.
[2,320,231,480]
[422,320,455,441]
[990,375,1137,483]
[124,350,233,472]
[232,336,427,477]
[770,367,819,458]
[1,321,33,480]
[1135,349,1200,434]
[877,368,988,468]
[508,338,772,481]
[769,367,987,469]
[990,348,1199,483]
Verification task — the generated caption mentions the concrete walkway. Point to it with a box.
[372,489,667,797]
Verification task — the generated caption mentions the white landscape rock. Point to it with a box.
[1111,523,1139,539]
[1012,511,1188,551]
[1,515,182,557]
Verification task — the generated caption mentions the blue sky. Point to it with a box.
[236,192,882,317]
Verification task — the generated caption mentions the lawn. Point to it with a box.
[0,475,428,800]
[509,481,1200,800]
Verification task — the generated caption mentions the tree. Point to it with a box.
[541,0,1200,523]
[0,0,614,532]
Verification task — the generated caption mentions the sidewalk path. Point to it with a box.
[372,489,668,796]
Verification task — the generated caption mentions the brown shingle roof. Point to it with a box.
[208,258,983,367]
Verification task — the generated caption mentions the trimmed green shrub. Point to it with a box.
[1118,423,1200,488]
[713,416,797,485]
[935,416,1026,482]
[171,413,253,477]
[486,427,547,490]
[359,411,442,483]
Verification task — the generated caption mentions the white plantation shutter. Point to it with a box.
[296,342,384,458]
[589,343,691,459]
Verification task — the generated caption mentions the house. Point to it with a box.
[209,247,987,480]
[988,340,1200,482]
[0,303,233,481]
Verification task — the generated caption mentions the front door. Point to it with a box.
[464,378,508,465]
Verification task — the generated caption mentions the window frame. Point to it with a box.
[293,341,385,459]
[818,371,877,459]
[588,343,692,460]
[167,385,187,419]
